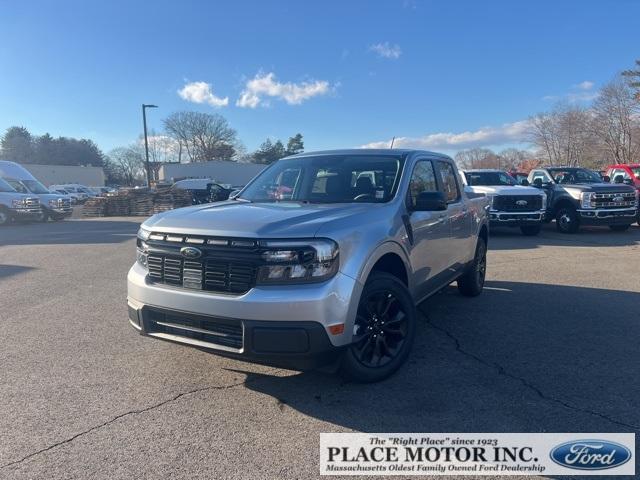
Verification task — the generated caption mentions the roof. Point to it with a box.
[283,148,451,159]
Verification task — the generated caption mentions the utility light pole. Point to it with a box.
[142,104,158,187]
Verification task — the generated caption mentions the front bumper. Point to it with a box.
[11,207,42,221]
[128,304,342,369]
[127,262,362,368]
[577,208,637,225]
[489,210,545,226]
[46,206,73,216]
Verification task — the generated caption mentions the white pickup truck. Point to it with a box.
[0,177,41,225]
[462,169,547,236]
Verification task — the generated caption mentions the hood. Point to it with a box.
[143,201,378,238]
[466,185,543,196]
[560,183,637,193]
[36,193,67,202]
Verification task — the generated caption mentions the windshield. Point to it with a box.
[631,167,640,178]
[548,168,602,184]
[464,171,516,186]
[239,154,405,204]
[0,178,17,193]
[5,179,29,194]
[22,179,51,194]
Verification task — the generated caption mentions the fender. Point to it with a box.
[355,240,415,294]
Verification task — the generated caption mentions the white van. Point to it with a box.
[0,161,72,221]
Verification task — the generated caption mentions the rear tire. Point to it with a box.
[520,225,541,236]
[457,237,487,297]
[340,272,416,383]
[555,207,579,234]
[609,224,631,232]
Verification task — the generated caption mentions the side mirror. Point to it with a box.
[533,178,543,188]
[414,191,447,211]
[521,179,530,186]
[602,175,611,183]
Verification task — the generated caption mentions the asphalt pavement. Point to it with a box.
[1,218,639,479]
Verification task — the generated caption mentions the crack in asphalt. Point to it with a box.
[1,370,281,470]
[420,312,640,432]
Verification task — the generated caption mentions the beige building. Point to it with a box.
[24,164,105,187]
[158,161,266,186]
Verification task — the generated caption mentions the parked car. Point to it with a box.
[51,188,79,204]
[0,177,41,225]
[462,169,546,236]
[128,149,489,382]
[528,166,638,233]
[605,164,640,225]
[171,178,234,204]
[49,184,90,203]
[0,161,72,222]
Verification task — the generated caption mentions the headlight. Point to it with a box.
[48,199,58,207]
[486,194,495,210]
[11,199,25,208]
[256,239,339,284]
[137,226,151,241]
[541,193,547,210]
[580,192,595,209]
[136,241,148,268]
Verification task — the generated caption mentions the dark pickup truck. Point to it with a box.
[528,167,638,233]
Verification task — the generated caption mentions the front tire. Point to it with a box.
[34,209,48,223]
[340,272,416,383]
[457,237,487,297]
[0,207,10,226]
[609,224,631,232]
[520,225,541,236]
[555,207,579,234]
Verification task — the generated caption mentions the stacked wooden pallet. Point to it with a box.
[81,197,108,217]
[128,190,154,216]
[82,188,194,217]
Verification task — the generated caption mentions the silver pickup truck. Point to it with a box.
[128,149,489,382]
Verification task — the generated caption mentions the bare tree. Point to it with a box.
[591,78,640,164]
[455,148,501,169]
[107,145,145,186]
[528,105,597,167]
[163,111,238,162]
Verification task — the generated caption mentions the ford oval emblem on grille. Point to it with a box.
[549,440,632,470]
[516,200,528,206]
[180,246,202,259]
[613,195,624,202]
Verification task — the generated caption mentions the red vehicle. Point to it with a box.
[605,164,640,225]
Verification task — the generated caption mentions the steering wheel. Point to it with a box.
[354,193,375,201]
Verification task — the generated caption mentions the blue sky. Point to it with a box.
[1,0,639,156]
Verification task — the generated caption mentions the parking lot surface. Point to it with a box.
[1,219,639,479]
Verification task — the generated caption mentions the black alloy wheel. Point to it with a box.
[352,291,409,368]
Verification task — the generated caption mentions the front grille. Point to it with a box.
[592,192,636,209]
[145,307,243,350]
[493,195,542,212]
[25,197,40,208]
[57,198,71,209]
[147,253,257,294]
